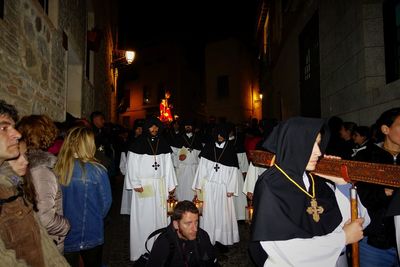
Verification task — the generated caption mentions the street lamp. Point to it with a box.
[111,50,135,69]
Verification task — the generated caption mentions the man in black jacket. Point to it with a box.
[146,200,218,267]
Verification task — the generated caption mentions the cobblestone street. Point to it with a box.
[103,175,254,267]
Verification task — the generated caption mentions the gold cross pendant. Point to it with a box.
[306,198,324,222]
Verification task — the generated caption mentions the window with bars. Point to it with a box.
[304,49,311,80]
[383,0,400,83]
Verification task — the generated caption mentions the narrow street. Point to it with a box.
[103,175,254,267]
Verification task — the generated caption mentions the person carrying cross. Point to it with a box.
[192,123,241,249]
[250,117,368,267]
[126,116,178,262]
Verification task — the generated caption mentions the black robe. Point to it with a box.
[250,117,342,251]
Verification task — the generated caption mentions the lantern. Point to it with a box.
[167,194,178,216]
[192,195,203,216]
[245,201,254,224]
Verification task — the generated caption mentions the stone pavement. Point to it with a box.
[102,175,255,267]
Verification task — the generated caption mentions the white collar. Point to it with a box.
[215,141,226,148]
[186,132,193,138]
[229,136,235,141]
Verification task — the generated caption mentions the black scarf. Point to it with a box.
[251,117,342,241]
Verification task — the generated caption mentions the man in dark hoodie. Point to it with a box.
[147,200,218,267]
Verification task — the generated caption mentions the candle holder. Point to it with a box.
[245,200,254,224]
[192,195,203,216]
[167,194,178,216]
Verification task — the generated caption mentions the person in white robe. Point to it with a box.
[242,162,267,199]
[228,124,249,221]
[250,117,366,267]
[126,117,177,261]
[170,120,202,201]
[120,119,144,215]
[192,125,240,246]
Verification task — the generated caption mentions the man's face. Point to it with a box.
[93,115,105,129]
[173,212,199,241]
[184,125,192,133]
[149,125,159,136]
[0,115,21,162]
[217,134,225,143]
[135,126,142,137]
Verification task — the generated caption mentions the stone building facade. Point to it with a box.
[0,0,116,122]
[256,0,400,125]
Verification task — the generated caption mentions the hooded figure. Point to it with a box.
[250,117,367,267]
[192,123,241,246]
[170,118,203,201]
[125,116,177,261]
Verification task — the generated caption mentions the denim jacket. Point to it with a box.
[62,160,112,252]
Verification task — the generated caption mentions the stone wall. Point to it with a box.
[319,0,400,125]
[0,0,115,122]
[0,0,68,120]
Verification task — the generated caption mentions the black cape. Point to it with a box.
[251,117,342,242]
[174,133,203,151]
[129,117,172,155]
[199,123,238,168]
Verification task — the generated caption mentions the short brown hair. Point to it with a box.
[17,115,58,150]
[171,200,199,221]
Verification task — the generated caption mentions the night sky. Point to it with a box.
[118,1,258,49]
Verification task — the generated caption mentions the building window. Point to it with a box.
[1,0,4,19]
[217,75,229,99]
[38,0,49,14]
[304,48,311,80]
[383,0,400,83]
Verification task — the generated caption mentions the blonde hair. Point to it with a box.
[55,126,98,186]
[17,115,58,150]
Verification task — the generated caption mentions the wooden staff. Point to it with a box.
[249,150,400,265]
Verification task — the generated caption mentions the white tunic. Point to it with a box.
[233,152,249,220]
[171,146,200,201]
[243,162,267,195]
[261,181,370,267]
[395,215,400,261]
[192,157,240,245]
[119,152,132,215]
[126,151,177,261]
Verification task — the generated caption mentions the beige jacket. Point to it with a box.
[28,149,70,252]
[0,162,70,267]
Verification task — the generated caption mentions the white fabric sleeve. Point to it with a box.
[243,163,257,194]
[119,152,127,175]
[125,152,142,189]
[237,152,249,173]
[261,226,346,267]
[395,215,400,262]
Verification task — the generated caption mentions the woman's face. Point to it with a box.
[306,133,322,171]
[9,141,28,176]
[382,115,400,148]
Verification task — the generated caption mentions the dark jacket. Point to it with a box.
[354,142,398,249]
[146,223,217,267]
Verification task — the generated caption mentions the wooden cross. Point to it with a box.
[214,164,220,172]
[306,198,324,222]
[152,161,160,170]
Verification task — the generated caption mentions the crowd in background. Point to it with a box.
[1,96,399,267]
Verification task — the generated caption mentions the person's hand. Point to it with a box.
[169,188,176,195]
[343,218,364,245]
[247,192,253,200]
[134,187,144,193]
[314,155,347,184]
[384,188,394,196]
[227,192,234,197]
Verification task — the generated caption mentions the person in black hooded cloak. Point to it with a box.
[125,116,178,261]
[250,117,367,267]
